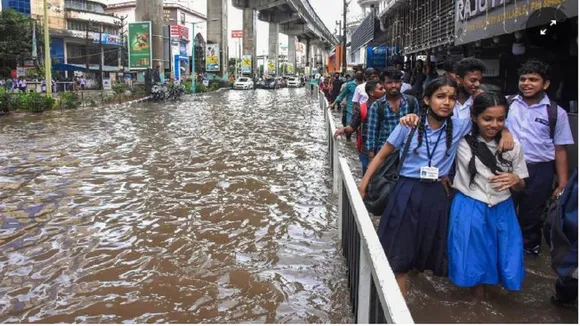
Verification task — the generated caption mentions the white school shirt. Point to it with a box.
[453,137,529,206]
[352,82,368,104]
[505,94,574,163]
[452,96,473,120]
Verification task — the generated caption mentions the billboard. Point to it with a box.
[206,44,220,71]
[128,22,152,70]
[267,59,276,75]
[241,55,252,74]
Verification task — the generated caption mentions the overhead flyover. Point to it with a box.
[233,0,338,48]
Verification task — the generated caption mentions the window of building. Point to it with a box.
[67,19,90,31]
[6,0,31,15]
[64,0,105,13]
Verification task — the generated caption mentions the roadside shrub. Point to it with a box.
[112,82,129,94]
[60,91,80,109]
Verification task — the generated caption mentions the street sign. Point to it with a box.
[231,30,243,38]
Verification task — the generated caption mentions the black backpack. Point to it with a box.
[507,95,558,140]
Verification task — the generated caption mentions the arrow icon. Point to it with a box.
[540,29,547,35]
[550,20,557,26]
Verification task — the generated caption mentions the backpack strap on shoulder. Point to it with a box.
[403,94,417,114]
[507,94,518,107]
[548,101,558,140]
[377,100,386,130]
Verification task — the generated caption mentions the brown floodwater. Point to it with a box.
[330,109,578,324]
[0,89,353,323]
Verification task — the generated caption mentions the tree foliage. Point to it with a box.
[0,9,44,74]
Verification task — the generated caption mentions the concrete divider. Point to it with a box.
[319,90,414,324]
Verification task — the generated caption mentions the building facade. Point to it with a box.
[105,0,207,79]
[2,0,31,15]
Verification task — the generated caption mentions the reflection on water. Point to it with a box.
[331,112,578,324]
[0,89,352,323]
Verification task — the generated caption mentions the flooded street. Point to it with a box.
[330,111,578,324]
[0,89,352,323]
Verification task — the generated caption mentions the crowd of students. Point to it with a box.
[330,58,577,307]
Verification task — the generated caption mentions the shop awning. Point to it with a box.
[52,63,127,72]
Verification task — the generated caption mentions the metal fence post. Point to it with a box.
[357,245,371,323]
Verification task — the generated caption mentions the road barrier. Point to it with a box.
[319,91,414,324]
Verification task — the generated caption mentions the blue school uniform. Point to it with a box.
[377,118,471,276]
[448,138,529,290]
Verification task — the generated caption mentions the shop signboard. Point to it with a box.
[231,30,243,38]
[455,0,578,45]
[128,22,152,69]
[94,33,121,45]
[170,24,189,40]
[286,63,294,74]
[241,55,252,74]
[206,44,220,71]
[366,46,387,71]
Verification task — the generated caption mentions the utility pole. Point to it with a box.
[85,21,91,77]
[43,0,52,97]
[116,15,128,75]
[342,0,348,74]
[97,22,103,90]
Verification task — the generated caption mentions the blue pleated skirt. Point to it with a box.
[448,192,525,290]
[378,177,450,277]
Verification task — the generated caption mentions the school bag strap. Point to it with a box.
[507,94,558,140]
[377,94,416,136]
[363,126,417,216]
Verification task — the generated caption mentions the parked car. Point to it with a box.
[262,77,280,89]
[286,76,303,87]
[233,77,254,90]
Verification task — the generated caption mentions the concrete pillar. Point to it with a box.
[242,8,257,77]
[268,23,279,76]
[287,36,296,75]
[135,0,165,71]
[207,0,228,78]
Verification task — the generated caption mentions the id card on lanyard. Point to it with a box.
[420,129,444,180]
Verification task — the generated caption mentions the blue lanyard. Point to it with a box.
[424,128,444,167]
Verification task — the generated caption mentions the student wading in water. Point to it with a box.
[358,77,514,299]
[403,92,527,299]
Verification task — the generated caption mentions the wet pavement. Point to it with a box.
[329,108,578,324]
[0,89,353,323]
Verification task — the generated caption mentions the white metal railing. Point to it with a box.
[319,91,414,324]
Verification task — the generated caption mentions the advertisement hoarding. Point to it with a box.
[206,44,220,72]
[267,59,276,75]
[241,55,252,74]
[128,22,152,70]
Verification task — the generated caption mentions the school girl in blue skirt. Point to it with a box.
[358,78,514,299]
[448,92,527,298]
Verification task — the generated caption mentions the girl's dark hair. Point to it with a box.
[467,92,513,185]
[365,79,381,97]
[414,76,457,155]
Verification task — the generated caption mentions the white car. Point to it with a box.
[286,76,302,87]
[233,77,254,90]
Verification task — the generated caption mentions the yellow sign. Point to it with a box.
[267,60,276,74]
[287,63,294,74]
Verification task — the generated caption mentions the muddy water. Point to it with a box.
[0,89,353,323]
[330,111,578,324]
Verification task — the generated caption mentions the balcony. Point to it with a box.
[377,0,406,17]
[358,0,380,8]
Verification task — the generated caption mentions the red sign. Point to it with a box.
[170,24,189,40]
[231,30,243,38]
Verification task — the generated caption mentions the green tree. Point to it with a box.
[0,9,44,76]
